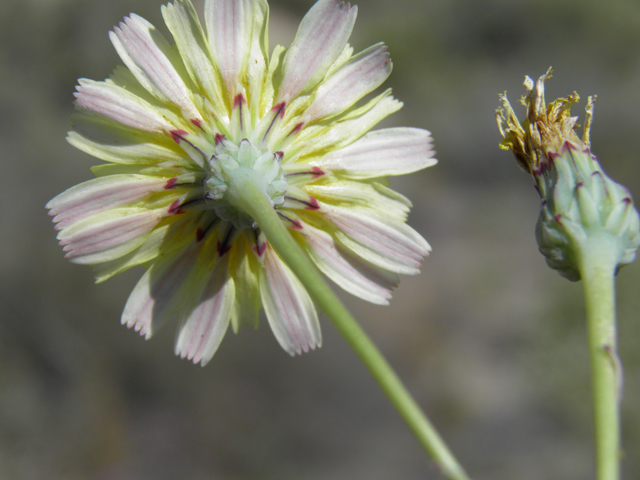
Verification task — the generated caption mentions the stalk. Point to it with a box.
[578,235,622,480]
[230,173,471,480]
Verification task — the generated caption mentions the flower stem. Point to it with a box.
[233,180,471,480]
[577,235,622,480]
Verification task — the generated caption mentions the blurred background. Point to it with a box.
[1,0,640,478]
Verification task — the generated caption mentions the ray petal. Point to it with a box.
[110,13,201,119]
[300,222,397,304]
[74,79,174,133]
[162,0,225,107]
[121,244,201,338]
[321,203,431,274]
[205,0,269,100]
[305,43,391,121]
[57,208,165,265]
[175,254,235,365]
[260,245,321,355]
[312,127,437,178]
[277,0,357,102]
[47,175,170,229]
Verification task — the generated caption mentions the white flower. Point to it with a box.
[47,0,437,365]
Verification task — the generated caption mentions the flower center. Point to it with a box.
[204,138,288,229]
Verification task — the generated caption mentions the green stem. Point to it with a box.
[577,235,622,480]
[231,177,471,480]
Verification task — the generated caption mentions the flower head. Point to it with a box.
[497,69,640,280]
[47,0,436,364]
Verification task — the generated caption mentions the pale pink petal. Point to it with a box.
[57,208,164,264]
[47,175,170,229]
[280,184,320,210]
[321,203,430,274]
[175,255,235,365]
[303,180,410,220]
[68,114,184,165]
[277,0,357,102]
[300,223,398,305]
[74,79,173,133]
[282,91,401,162]
[244,1,269,113]
[312,127,436,178]
[161,0,224,106]
[121,244,201,338]
[110,14,201,119]
[92,215,195,283]
[260,245,321,355]
[305,43,391,121]
[205,0,268,99]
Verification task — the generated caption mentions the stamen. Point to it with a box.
[234,93,245,131]
[170,129,209,165]
[284,166,324,178]
[284,195,319,210]
[252,229,267,257]
[217,224,236,256]
[196,217,219,242]
[263,102,286,142]
[287,122,304,138]
[214,133,227,145]
[277,211,302,229]
[168,199,183,215]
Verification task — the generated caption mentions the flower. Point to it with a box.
[497,69,640,280]
[47,0,436,365]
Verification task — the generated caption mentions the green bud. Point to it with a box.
[496,68,640,281]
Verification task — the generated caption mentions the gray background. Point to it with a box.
[1,0,640,478]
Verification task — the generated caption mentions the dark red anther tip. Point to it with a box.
[168,199,183,215]
[252,241,267,257]
[306,197,320,210]
[271,102,286,118]
[170,129,189,144]
[233,93,245,109]
[289,122,304,137]
[217,241,232,256]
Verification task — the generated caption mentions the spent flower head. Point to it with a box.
[47,0,436,364]
[497,69,640,280]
